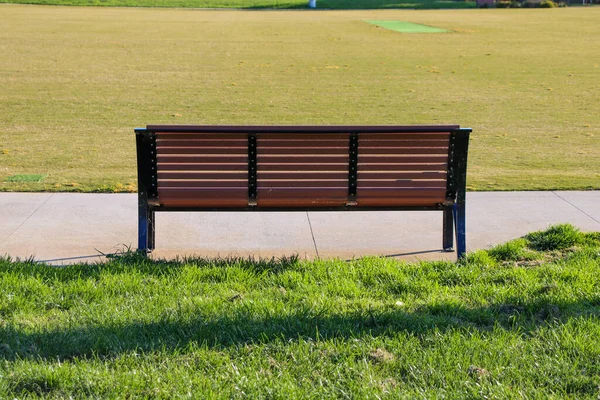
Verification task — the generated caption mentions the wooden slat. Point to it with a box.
[260,163,347,172]
[156,133,247,140]
[258,171,347,180]
[158,180,247,188]
[158,163,247,171]
[147,125,459,134]
[359,163,447,172]
[157,147,247,155]
[356,188,446,207]
[259,147,348,155]
[359,139,448,147]
[257,155,347,164]
[158,171,247,180]
[358,171,446,179]
[257,188,347,207]
[158,188,248,207]
[258,134,348,141]
[158,155,247,163]
[359,155,448,164]
[357,188,446,198]
[258,180,347,188]
[356,180,446,188]
[156,139,247,147]
[359,133,450,140]
[359,147,448,155]
[259,140,347,148]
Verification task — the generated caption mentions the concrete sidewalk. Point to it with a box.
[1,191,599,264]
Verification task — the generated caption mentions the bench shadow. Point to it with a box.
[2,296,597,361]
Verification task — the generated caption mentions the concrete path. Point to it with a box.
[1,191,598,264]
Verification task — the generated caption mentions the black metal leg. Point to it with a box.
[138,199,149,254]
[148,210,155,251]
[454,201,466,259]
[443,206,454,251]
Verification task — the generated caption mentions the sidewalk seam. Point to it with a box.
[1,193,54,245]
[305,212,320,259]
[552,191,600,225]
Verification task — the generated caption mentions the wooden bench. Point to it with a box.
[135,125,471,258]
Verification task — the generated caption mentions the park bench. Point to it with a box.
[135,125,471,258]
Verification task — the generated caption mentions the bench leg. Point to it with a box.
[138,200,150,255]
[148,210,156,251]
[453,201,466,259]
[443,206,454,251]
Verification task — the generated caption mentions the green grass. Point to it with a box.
[365,20,450,32]
[0,0,476,8]
[1,224,599,397]
[0,6,599,192]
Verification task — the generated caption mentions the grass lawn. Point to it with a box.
[0,225,599,397]
[0,0,476,8]
[0,6,599,192]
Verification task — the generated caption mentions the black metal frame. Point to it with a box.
[135,126,471,258]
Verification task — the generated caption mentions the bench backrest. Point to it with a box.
[135,125,470,211]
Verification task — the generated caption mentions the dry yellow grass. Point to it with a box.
[0,5,599,191]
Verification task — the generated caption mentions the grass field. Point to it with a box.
[0,6,599,192]
[1,225,599,397]
[0,0,476,8]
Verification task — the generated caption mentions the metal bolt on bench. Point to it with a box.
[135,125,471,258]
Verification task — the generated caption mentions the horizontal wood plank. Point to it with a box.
[158,180,247,188]
[156,133,247,140]
[157,147,247,155]
[158,163,247,171]
[257,188,348,207]
[359,155,448,164]
[359,133,450,140]
[359,147,448,155]
[258,134,348,141]
[158,188,248,207]
[158,155,247,163]
[159,171,247,180]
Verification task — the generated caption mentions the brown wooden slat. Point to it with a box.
[360,147,448,155]
[260,163,347,172]
[356,188,446,207]
[259,140,348,147]
[157,139,247,147]
[356,197,444,207]
[258,171,347,180]
[359,139,449,147]
[257,155,347,164]
[157,147,247,155]
[148,125,459,134]
[158,180,247,188]
[158,163,247,171]
[158,188,248,207]
[158,171,247,180]
[158,155,247,163]
[257,188,347,207]
[258,180,347,188]
[359,163,447,172]
[356,180,446,188]
[156,133,248,140]
[359,171,446,179]
[359,155,448,164]
[258,134,348,141]
[259,147,348,155]
[359,133,450,140]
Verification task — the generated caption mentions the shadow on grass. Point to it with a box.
[2,295,598,361]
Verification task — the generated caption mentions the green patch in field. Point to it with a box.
[366,20,449,33]
[6,174,47,183]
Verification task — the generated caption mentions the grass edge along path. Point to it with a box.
[1,224,599,397]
